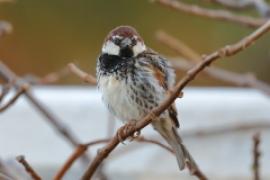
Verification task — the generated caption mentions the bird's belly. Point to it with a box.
[98,76,144,122]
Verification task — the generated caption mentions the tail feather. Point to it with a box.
[171,127,198,171]
[152,119,197,171]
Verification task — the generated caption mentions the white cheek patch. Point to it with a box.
[133,42,146,56]
[102,41,120,55]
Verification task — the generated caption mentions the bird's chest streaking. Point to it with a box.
[97,54,165,122]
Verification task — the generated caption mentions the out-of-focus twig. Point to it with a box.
[156,30,270,96]
[183,121,270,138]
[23,66,70,85]
[0,80,14,102]
[68,63,97,85]
[203,0,270,17]
[0,61,91,164]
[54,137,173,180]
[156,31,201,62]
[0,84,28,112]
[81,19,270,180]
[252,132,261,180]
[154,0,266,28]
[16,155,42,180]
[0,21,12,38]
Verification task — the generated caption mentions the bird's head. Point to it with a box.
[102,26,146,58]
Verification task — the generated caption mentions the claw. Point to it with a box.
[117,119,138,144]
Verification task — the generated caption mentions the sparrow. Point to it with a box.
[96,25,197,171]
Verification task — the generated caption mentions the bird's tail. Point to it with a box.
[153,120,198,171]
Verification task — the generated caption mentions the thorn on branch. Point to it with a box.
[16,155,42,180]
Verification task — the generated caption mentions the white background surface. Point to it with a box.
[0,86,270,179]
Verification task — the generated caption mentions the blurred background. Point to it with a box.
[1,1,270,180]
[0,0,270,85]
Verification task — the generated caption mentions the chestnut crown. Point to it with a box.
[102,26,146,58]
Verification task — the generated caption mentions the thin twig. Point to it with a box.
[203,0,270,17]
[68,63,97,85]
[0,84,28,112]
[16,155,42,180]
[0,80,15,102]
[0,61,91,164]
[54,145,88,180]
[184,121,270,138]
[156,30,270,96]
[24,66,70,85]
[154,0,266,28]
[81,19,270,180]
[252,132,261,180]
[54,137,173,180]
[186,161,207,180]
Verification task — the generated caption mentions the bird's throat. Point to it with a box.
[99,53,134,74]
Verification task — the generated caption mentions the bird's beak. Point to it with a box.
[121,38,132,48]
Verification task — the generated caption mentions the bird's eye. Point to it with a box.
[131,38,137,46]
[114,38,121,45]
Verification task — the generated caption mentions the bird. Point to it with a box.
[96,25,197,171]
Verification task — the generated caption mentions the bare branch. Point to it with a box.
[68,63,97,85]
[54,145,88,180]
[0,84,28,112]
[154,0,266,28]
[55,137,173,180]
[252,132,261,180]
[16,155,42,180]
[156,30,201,62]
[0,80,15,102]
[203,0,270,17]
[23,66,70,85]
[81,19,270,180]
[156,30,270,96]
[0,61,91,164]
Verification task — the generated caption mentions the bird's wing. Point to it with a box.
[142,48,180,128]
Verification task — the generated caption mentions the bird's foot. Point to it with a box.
[117,119,138,144]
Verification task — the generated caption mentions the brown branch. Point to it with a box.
[54,145,88,180]
[203,0,270,17]
[81,19,270,180]
[0,80,15,102]
[186,161,207,180]
[68,63,97,85]
[156,30,270,96]
[55,137,173,180]
[252,132,261,180]
[0,84,28,112]
[23,66,70,85]
[16,155,42,180]
[183,121,270,138]
[154,0,266,28]
[0,61,91,164]
[156,30,201,62]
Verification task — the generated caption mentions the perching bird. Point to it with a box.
[96,25,197,171]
